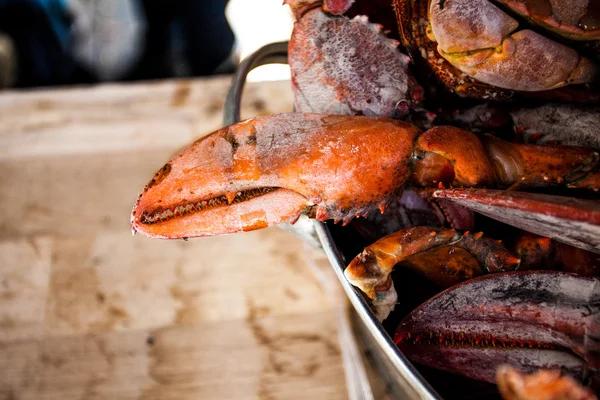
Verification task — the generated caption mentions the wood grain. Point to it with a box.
[0,77,391,399]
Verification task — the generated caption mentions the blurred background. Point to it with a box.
[0,0,294,89]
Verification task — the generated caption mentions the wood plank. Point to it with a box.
[0,77,393,400]
[0,313,346,400]
[43,228,330,335]
[0,237,51,342]
[0,78,292,239]
[0,78,292,160]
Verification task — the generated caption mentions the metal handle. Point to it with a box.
[223,41,289,126]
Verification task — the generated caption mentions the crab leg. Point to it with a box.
[514,234,600,278]
[433,189,600,254]
[412,127,600,190]
[394,271,600,384]
[344,226,520,320]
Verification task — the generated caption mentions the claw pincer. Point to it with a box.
[131,113,419,238]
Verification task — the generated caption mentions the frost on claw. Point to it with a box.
[289,9,424,118]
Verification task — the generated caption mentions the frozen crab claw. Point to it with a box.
[426,0,597,91]
[131,113,420,239]
[495,0,600,41]
[132,113,600,240]
[432,189,600,254]
[394,271,600,386]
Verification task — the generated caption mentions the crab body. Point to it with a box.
[394,0,599,100]
[289,8,424,118]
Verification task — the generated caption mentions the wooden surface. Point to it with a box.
[0,77,391,400]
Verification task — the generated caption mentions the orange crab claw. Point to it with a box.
[131,113,420,239]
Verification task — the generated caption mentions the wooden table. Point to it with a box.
[0,77,390,399]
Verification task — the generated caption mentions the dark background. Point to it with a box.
[0,0,236,88]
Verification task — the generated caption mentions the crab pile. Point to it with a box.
[131,0,600,398]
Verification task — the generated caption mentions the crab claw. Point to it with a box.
[496,0,600,41]
[433,189,600,254]
[394,271,600,384]
[131,113,420,239]
[428,0,598,91]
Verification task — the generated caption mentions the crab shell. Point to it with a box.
[495,0,600,41]
[289,7,425,118]
[394,0,599,100]
[394,271,600,385]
